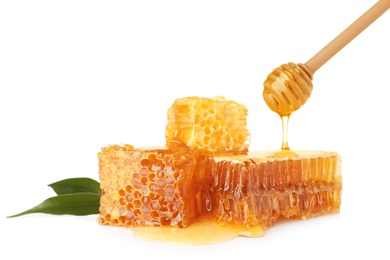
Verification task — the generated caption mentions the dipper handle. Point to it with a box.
[301,0,390,79]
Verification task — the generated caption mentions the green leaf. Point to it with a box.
[48,177,101,195]
[7,193,100,218]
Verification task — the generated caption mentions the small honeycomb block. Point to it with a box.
[165,96,250,155]
[197,151,342,228]
[97,144,198,228]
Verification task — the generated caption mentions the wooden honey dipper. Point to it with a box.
[263,0,390,118]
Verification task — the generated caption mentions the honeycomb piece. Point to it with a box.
[97,144,198,228]
[197,150,342,228]
[165,96,250,155]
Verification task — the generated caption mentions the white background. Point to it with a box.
[1,0,389,259]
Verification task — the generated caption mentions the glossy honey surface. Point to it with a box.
[263,62,313,117]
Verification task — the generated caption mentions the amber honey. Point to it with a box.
[263,63,315,151]
[263,62,313,117]
[97,144,342,240]
[197,151,342,228]
[97,96,342,243]
[165,96,250,155]
[133,217,265,245]
[97,144,198,228]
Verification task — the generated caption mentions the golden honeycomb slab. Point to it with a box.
[97,144,198,228]
[196,150,342,228]
[165,96,250,155]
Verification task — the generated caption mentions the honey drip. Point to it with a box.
[281,115,290,150]
[263,63,312,154]
[276,115,298,158]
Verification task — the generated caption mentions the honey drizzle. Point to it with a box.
[275,109,298,158]
[281,115,290,150]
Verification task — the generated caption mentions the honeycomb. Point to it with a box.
[165,96,250,155]
[197,151,342,228]
[97,144,198,228]
[97,96,343,234]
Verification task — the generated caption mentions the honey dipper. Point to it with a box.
[263,0,390,117]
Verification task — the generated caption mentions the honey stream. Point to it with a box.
[281,115,290,150]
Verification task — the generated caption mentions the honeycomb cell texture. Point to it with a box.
[197,151,342,228]
[97,144,198,228]
[165,96,250,155]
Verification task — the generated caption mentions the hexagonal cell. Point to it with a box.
[157,179,166,188]
[165,185,174,194]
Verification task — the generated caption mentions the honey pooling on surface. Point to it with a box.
[165,96,250,155]
[197,151,342,229]
[97,144,198,228]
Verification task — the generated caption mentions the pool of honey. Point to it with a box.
[133,217,264,245]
